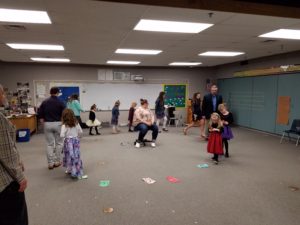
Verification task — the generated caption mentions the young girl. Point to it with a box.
[128,102,137,132]
[207,113,223,164]
[183,92,205,137]
[60,109,87,179]
[111,100,120,134]
[86,104,101,135]
[218,104,234,157]
[155,91,168,132]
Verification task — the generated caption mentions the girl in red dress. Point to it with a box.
[207,113,223,164]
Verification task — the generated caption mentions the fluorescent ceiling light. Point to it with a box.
[115,49,162,55]
[199,51,244,57]
[134,19,213,33]
[169,62,202,66]
[31,58,70,62]
[107,60,140,65]
[6,43,64,50]
[0,8,51,24]
[259,29,300,40]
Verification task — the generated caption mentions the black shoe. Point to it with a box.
[225,153,229,158]
[89,133,94,135]
[162,128,168,132]
[128,129,133,132]
[214,160,219,165]
[158,130,162,133]
[96,133,101,135]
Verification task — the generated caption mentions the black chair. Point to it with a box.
[280,119,300,146]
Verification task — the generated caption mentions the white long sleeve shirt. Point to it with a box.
[60,123,82,138]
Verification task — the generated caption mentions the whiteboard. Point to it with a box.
[80,83,163,110]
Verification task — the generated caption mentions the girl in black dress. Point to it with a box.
[218,104,234,157]
[183,92,205,138]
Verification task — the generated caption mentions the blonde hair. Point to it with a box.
[218,103,227,112]
[209,112,223,129]
[131,102,137,107]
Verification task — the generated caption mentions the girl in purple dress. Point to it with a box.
[60,109,87,179]
[218,104,234,158]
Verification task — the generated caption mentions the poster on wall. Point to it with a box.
[163,84,187,108]
[58,86,80,105]
[17,82,31,109]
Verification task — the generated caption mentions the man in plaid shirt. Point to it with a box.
[0,84,28,225]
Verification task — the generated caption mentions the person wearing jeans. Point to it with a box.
[38,87,66,169]
[133,99,158,148]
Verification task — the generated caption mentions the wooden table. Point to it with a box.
[7,114,37,134]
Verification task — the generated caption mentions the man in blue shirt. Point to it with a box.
[202,84,223,136]
[38,87,66,169]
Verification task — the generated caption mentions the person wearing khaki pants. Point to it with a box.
[38,87,66,169]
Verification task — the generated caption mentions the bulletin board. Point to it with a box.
[163,84,187,108]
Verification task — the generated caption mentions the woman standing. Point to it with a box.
[183,92,205,138]
[155,91,168,132]
[67,94,85,128]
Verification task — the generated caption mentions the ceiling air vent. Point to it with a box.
[3,25,26,31]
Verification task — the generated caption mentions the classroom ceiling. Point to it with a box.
[0,0,300,67]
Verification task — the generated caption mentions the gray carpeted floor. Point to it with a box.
[18,126,300,225]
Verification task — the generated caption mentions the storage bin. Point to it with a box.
[17,129,30,142]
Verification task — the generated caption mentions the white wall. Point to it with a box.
[0,62,215,124]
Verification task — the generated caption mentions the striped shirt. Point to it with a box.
[0,112,25,192]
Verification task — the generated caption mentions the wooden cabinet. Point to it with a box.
[7,115,37,134]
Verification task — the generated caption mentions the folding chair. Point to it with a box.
[280,119,300,146]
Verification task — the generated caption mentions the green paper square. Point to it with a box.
[99,180,110,187]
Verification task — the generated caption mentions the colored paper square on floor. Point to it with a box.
[166,176,180,183]
[99,180,110,187]
[197,164,209,168]
[142,177,156,184]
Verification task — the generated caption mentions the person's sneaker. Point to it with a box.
[78,175,88,180]
[96,133,101,135]
[65,170,71,174]
[151,142,156,148]
[89,133,94,135]
[162,128,168,132]
[54,162,61,168]
[48,165,54,170]
[214,160,219,165]
[135,142,141,148]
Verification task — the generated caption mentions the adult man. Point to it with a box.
[38,87,65,169]
[0,84,28,225]
[202,84,223,136]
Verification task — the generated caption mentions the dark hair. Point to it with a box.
[140,98,148,105]
[158,91,165,104]
[62,109,77,127]
[50,87,60,95]
[72,94,79,100]
[192,92,201,105]
[90,104,96,110]
[114,100,120,107]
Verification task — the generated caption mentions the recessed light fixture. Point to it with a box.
[31,58,70,62]
[259,29,300,40]
[199,51,244,57]
[115,49,162,55]
[169,62,202,66]
[6,43,64,50]
[0,8,51,24]
[107,60,140,65]
[134,19,213,33]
